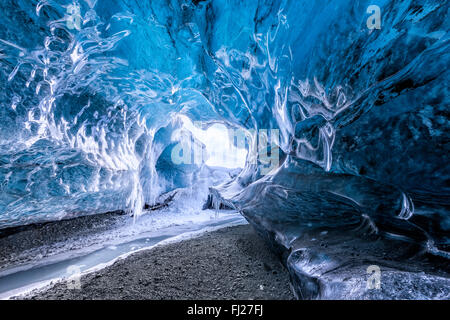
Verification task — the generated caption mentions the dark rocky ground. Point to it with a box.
[20,225,295,300]
[0,211,128,272]
[5,212,449,300]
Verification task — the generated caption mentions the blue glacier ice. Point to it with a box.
[0,0,449,298]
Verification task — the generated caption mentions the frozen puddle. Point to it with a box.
[0,211,247,299]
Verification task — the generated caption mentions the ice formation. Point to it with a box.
[0,0,448,299]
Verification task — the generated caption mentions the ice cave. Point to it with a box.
[0,0,448,300]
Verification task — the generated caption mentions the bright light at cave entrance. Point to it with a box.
[180,116,247,169]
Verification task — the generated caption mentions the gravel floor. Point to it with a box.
[21,224,295,300]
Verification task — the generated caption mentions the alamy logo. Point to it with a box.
[171,124,280,175]
[66,3,82,31]
[366,5,381,30]
[366,265,381,289]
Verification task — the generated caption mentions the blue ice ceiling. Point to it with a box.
[0,0,448,252]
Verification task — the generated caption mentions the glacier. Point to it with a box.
[0,0,449,299]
